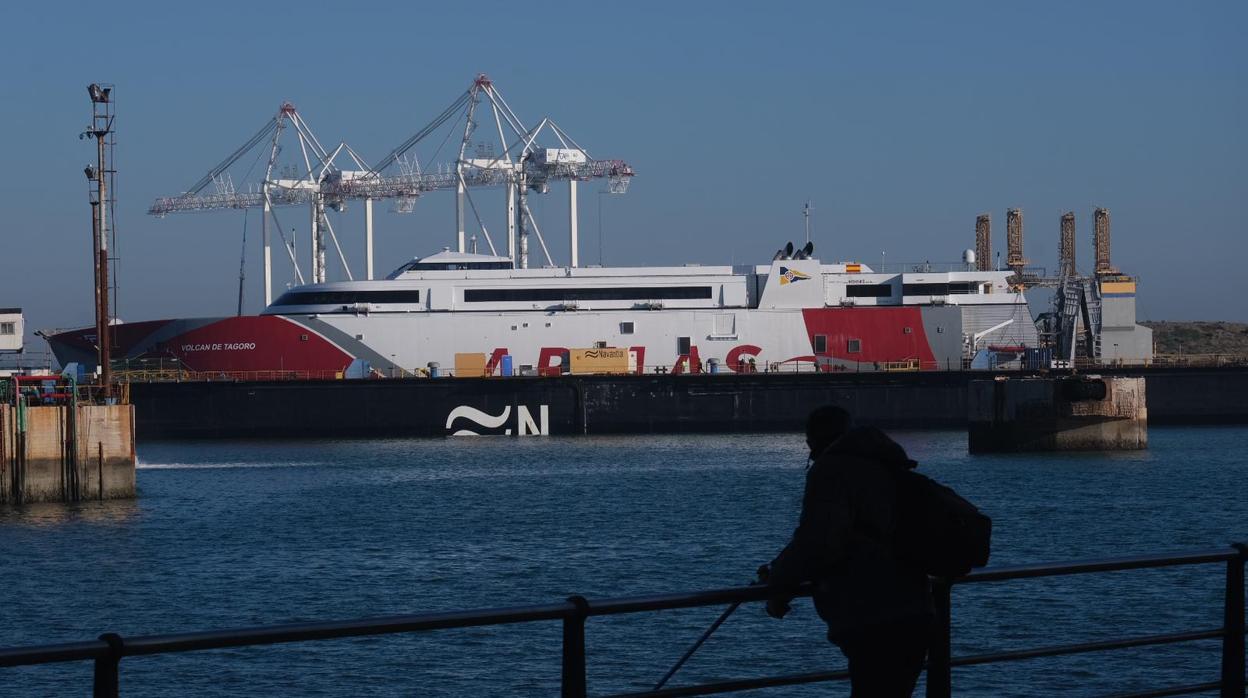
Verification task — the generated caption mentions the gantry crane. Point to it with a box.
[149,103,371,303]
[149,75,635,308]
[323,74,634,269]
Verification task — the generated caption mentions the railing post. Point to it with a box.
[926,579,953,698]
[1222,544,1246,698]
[93,632,123,698]
[562,595,589,698]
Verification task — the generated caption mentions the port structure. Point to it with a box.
[1005,207,1027,274]
[323,74,634,271]
[149,74,635,306]
[83,83,116,394]
[975,207,1150,366]
[149,103,371,302]
[1094,207,1118,276]
[974,214,991,272]
[1059,211,1077,279]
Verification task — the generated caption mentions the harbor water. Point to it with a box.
[2,427,1246,696]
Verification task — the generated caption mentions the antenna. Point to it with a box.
[803,200,814,244]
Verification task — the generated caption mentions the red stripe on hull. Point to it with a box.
[169,317,352,372]
[800,307,937,364]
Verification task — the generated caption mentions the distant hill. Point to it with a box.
[1142,321,1248,355]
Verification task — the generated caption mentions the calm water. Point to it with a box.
[2,428,1246,696]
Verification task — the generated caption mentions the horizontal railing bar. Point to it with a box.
[0,603,575,667]
[0,640,109,668]
[957,548,1239,584]
[587,586,778,617]
[0,544,1242,678]
[1097,681,1225,698]
[121,603,575,657]
[948,628,1225,668]
[604,667,851,698]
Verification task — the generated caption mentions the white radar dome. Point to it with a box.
[962,249,976,264]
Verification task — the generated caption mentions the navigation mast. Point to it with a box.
[84,83,115,395]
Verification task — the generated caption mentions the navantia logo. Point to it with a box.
[778,266,811,285]
[445,405,550,436]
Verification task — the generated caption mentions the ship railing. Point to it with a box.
[1144,354,1248,369]
[115,369,348,383]
[1,544,1243,698]
[107,355,1248,384]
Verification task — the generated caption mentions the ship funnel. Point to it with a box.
[784,241,795,259]
[801,241,814,258]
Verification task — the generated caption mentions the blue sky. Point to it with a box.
[1,0,1244,348]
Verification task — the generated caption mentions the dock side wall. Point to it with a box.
[0,404,136,505]
[968,376,1148,452]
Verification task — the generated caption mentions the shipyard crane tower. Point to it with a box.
[149,104,370,305]
[1006,208,1027,275]
[974,214,992,272]
[323,74,635,269]
[1059,211,1077,279]
[1094,207,1118,276]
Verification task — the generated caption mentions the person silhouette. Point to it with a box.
[761,405,933,697]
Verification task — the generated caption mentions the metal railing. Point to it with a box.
[1,545,1243,698]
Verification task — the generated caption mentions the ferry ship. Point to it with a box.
[46,243,1039,377]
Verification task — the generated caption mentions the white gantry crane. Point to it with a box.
[325,73,634,270]
[150,75,635,307]
[149,103,370,304]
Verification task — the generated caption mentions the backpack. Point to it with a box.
[892,468,992,578]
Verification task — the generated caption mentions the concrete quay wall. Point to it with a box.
[968,376,1148,453]
[1,404,136,505]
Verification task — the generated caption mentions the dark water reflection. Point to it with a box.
[1,427,1245,696]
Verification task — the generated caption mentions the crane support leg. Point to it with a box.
[569,179,579,268]
[365,198,374,280]
[262,198,272,305]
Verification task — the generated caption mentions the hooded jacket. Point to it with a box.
[768,426,933,640]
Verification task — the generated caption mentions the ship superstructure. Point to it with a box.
[47,247,1037,376]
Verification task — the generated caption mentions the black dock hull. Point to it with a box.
[128,367,1248,440]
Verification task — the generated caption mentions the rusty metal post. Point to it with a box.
[93,633,123,698]
[926,580,953,698]
[1223,544,1246,697]
[95,130,112,398]
[562,595,588,698]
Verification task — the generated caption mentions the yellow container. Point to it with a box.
[569,348,629,374]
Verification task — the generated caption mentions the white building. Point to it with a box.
[0,308,23,353]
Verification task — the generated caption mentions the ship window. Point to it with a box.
[594,341,608,349]
[903,327,912,335]
[0,322,14,335]
[845,284,892,298]
[902,282,979,296]
[398,260,513,272]
[814,335,827,353]
[677,337,691,355]
[463,286,713,303]
[847,338,862,353]
[620,322,635,335]
[272,290,421,306]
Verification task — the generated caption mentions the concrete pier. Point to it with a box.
[1,403,136,504]
[968,376,1147,453]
